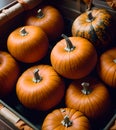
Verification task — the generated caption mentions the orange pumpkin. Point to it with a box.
[72,8,112,49]
[25,5,64,41]
[17,0,42,10]
[16,64,65,111]
[0,51,20,97]
[50,34,97,79]
[65,76,111,120]
[42,108,91,130]
[7,26,49,63]
[97,47,116,88]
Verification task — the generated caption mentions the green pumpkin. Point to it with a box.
[72,8,112,49]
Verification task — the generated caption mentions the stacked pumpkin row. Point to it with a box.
[0,2,116,130]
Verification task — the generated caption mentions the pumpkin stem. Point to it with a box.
[33,69,42,83]
[113,59,116,63]
[81,82,91,95]
[86,0,92,11]
[20,27,28,36]
[86,11,94,22]
[61,34,75,52]
[37,9,44,18]
[61,115,72,127]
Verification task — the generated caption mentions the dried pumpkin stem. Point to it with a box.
[86,0,92,11]
[86,11,94,22]
[61,115,72,127]
[20,27,28,36]
[37,9,44,18]
[33,69,42,83]
[81,82,91,95]
[61,34,75,52]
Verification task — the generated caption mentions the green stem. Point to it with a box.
[33,69,42,83]
[61,34,75,52]
[20,27,28,36]
[37,9,44,18]
[81,82,91,95]
[61,115,72,127]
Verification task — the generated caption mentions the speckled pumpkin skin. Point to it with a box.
[72,8,112,49]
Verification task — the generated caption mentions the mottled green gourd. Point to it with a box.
[72,8,112,49]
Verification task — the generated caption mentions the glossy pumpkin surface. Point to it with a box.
[7,26,49,63]
[25,5,64,41]
[72,8,112,49]
[16,64,65,111]
[50,35,97,79]
[97,47,116,88]
[42,107,91,130]
[65,76,111,119]
[0,51,20,97]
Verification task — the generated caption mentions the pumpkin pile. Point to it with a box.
[0,1,116,130]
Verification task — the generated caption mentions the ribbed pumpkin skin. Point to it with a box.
[16,65,65,111]
[50,36,97,79]
[72,8,112,49]
[42,108,91,130]
[97,47,116,88]
[65,76,111,120]
[7,26,49,63]
[25,5,64,41]
[0,51,20,97]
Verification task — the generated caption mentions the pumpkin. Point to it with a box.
[17,0,42,10]
[97,47,116,88]
[0,51,20,97]
[65,76,111,120]
[25,5,64,41]
[50,34,97,79]
[42,107,91,130]
[7,26,49,63]
[16,64,65,111]
[106,0,116,10]
[72,8,112,49]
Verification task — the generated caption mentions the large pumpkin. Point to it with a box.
[50,34,97,79]
[0,51,20,97]
[16,64,65,111]
[72,8,112,49]
[97,47,116,88]
[42,107,91,130]
[7,26,49,63]
[25,5,64,41]
[65,76,111,120]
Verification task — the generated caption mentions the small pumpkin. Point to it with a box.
[25,5,64,41]
[97,47,116,88]
[42,107,91,130]
[17,0,42,10]
[72,8,112,49]
[0,51,20,97]
[106,0,116,10]
[50,34,97,79]
[65,76,111,120]
[16,64,65,111]
[7,26,49,63]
